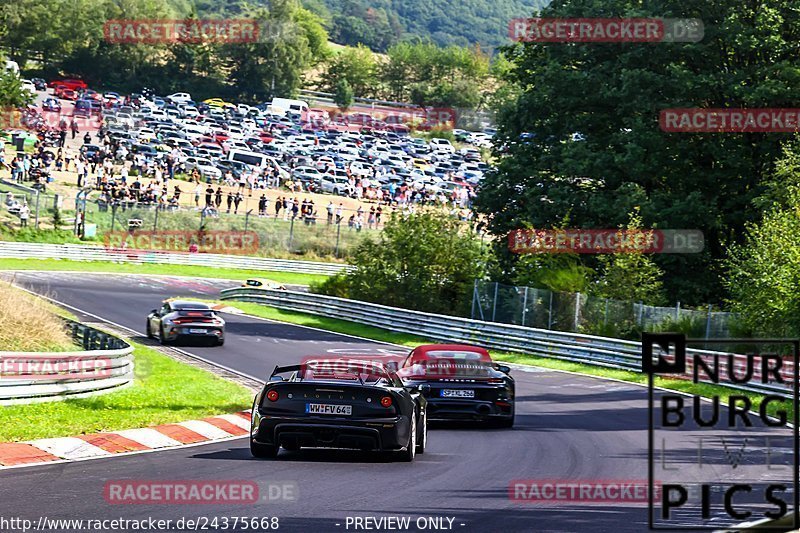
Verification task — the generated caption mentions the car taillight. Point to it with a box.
[380,396,392,408]
[267,390,279,402]
[488,378,504,384]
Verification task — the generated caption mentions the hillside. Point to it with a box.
[306,0,548,51]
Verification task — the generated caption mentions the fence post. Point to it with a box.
[334,221,342,258]
[574,292,581,330]
[34,189,40,229]
[521,286,529,326]
[705,304,713,339]
[153,206,159,231]
[604,298,609,326]
[491,281,499,322]
[637,301,644,328]
[245,209,252,233]
[675,301,681,320]
[288,216,295,250]
[548,291,554,329]
[471,279,478,320]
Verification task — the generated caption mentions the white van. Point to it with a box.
[270,98,309,116]
[228,149,289,180]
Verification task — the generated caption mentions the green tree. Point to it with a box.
[0,61,32,107]
[323,211,491,315]
[475,0,800,306]
[224,0,328,101]
[725,182,800,337]
[593,210,665,304]
[322,44,378,97]
[334,78,354,110]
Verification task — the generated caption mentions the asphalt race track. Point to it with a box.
[1,272,795,533]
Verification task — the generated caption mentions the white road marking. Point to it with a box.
[213,414,251,431]
[26,437,110,460]
[115,428,183,449]
[179,420,234,440]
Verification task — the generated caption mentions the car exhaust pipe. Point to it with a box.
[477,405,491,416]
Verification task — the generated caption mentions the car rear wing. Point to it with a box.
[269,360,395,384]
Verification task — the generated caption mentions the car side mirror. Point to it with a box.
[150,309,159,316]
[418,384,431,395]
[497,364,511,374]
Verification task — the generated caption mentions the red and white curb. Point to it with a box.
[0,411,251,468]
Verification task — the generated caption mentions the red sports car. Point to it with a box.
[397,344,515,427]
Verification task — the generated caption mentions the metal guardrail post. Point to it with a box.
[521,287,528,326]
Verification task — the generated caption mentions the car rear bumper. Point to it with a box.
[425,399,513,421]
[164,326,224,342]
[252,415,408,451]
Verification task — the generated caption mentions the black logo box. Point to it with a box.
[643,333,800,530]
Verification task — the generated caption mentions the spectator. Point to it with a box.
[226,191,234,213]
[205,184,214,207]
[275,196,283,219]
[326,201,334,225]
[258,194,268,216]
[215,187,223,208]
[19,202,30,228]
[233,192,243,214]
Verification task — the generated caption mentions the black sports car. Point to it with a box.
[397,344,515,427]
[250,359,427,461]
[146,300,225,346]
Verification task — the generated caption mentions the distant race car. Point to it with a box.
[397,344,514,427]
[242,278,287,290]
[146,300,225,346]
[250,358,428,460]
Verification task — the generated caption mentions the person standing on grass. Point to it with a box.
[205,184,214,207]
[326,201,334,225]
[19,202,30,228]
[226,191,234,213]
[283,197,292,221]
[275,196,283,219]
[194,182,202,208]
[215,187,223,208]
[258,194,268,217]
[233,191,243,214]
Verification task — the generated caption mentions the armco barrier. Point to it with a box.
[0,242,352,275]
[220,288,794,398]
[0,320,134,405]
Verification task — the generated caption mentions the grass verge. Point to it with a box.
[0,281,75,352]
[0,338,253,441]
[0,258,330,286]
[209,299,792,422]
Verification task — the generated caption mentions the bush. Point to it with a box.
[311,272,351,298]
[326,210,491,315]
